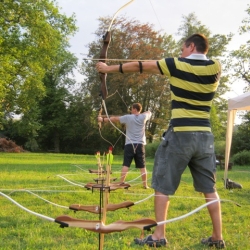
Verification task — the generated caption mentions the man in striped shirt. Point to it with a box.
[96,33,225,249]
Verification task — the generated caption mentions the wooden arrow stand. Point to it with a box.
[89,152,112,249]
[66,154,130,249]
[85,152,130,191]
[98,164,111,250]
[93,156,128,249]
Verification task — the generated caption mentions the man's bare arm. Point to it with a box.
[97,116,120,123]
[96,61,161,74]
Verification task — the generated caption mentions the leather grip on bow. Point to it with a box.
[99,31,111,100]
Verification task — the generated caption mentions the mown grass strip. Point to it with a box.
[0,153,249,249]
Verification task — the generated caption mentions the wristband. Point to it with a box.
[138,61,143,73]
[119,63,124,73]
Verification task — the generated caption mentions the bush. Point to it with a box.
[145,141,160,158]
[232,150,250,166]
[214,140,226,156]
[24,138,39,152]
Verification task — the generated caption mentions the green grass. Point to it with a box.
[0,152,249,250]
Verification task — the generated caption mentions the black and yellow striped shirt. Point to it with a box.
[157,55,221,132]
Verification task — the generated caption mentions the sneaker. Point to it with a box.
[134,234,167,247]
[201,236,225,249]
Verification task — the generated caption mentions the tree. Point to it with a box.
[78,14,234,148]
[227,6,250,88]
[226,5,250,155]
[4,12,236,153]
[210,105,225,140]
[0,0,77,127]
[0,1,78,151]
[80,16,178,144]
[231,112,250,154]
[37,51,78,153]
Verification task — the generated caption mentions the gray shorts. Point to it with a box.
[151,126,217,195]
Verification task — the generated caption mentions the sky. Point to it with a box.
[56,0,249,100]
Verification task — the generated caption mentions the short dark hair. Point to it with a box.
[184,33,209,54]
[132,103,142,112]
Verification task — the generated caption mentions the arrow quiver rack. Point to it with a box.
[68,152,130,250]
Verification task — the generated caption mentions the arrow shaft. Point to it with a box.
[83,58,157,62]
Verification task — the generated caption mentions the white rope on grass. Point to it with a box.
[56,175,86,188]
[8,190,69,209]
[0,192,55,222]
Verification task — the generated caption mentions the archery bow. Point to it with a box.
[99,0,135,101]
[1,191,241,234]
[98,0,135,149]
[56,172,131,191]
[54,199,232,233]
[69,193,154,213]
[0,191,113,231]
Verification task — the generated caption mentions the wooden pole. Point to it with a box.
[99,163,111,249]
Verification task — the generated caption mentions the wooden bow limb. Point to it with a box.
[69,204,101,213]
[99,31,110,100]
[55,216,102,231]
[84,57,157,62]
[58,200,224,234]
[69,201,134,214]
[88,169,112,174]
[84,182,130,191]
[59,199,237,234]
[1,190,154,234]
[54,216,156,233]
[98,0,135,97]
[93,177,117,183]
[69,193,155,214]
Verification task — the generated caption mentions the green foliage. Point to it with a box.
[24,138,40,152]
[0,153,249,249]
[231,112,250,155]
[0,0,77,123]
[214,140,226,156]
[232,150,250,166]
[145,141,160,158]
[81,14,230,149]
[36,51,77,153]
[226,6,250,85]
[1,11,242,155]
[210,105,226,140]
[82,16,175,141]
[239,6,250,34]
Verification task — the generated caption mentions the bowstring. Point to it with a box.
[99,89,136,153]
[98,90,127,149]
[102,99,136,153]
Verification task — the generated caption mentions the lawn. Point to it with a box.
[0,152,249,249]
